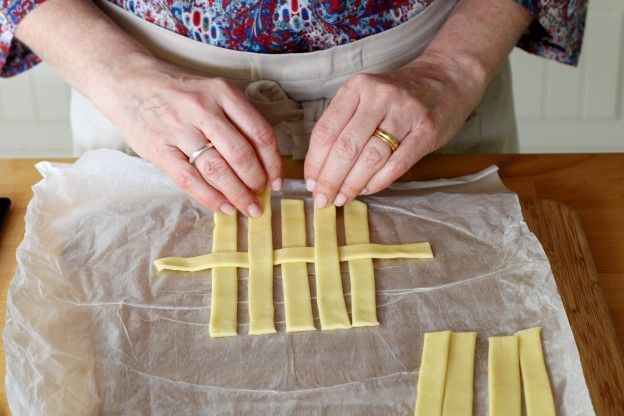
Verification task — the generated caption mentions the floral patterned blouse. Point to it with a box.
[1,0,587,78]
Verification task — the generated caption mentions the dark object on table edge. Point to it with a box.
[0,197,11,231]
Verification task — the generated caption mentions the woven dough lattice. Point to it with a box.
[154,189,433,337]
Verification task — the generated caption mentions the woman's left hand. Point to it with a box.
[304,57,485,207]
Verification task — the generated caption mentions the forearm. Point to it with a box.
[404,0,533,104]
[14,0,156,113]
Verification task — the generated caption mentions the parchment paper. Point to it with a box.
[4,149,593,415]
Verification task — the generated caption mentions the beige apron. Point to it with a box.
[71,0,518,158]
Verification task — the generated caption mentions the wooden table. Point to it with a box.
[1,154,623,414]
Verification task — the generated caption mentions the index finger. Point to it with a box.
[303,87,359,191]
[219,85,284,191]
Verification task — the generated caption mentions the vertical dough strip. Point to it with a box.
[441,332,477,416]
[414,330,451,416]
[515,327,556,416]
[280,200,315,332]
[209,212,239,337]
[488,335,521,416]
[344,201,379,327]
[248,188,277,335]
[313,205,351,330]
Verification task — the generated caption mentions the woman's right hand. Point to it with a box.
[14,0,281,217]
[101,57,283,218]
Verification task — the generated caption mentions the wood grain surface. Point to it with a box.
[522,199,624,415]
[0,153,623,414]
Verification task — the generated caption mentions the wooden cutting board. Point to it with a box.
[522,199,624,415]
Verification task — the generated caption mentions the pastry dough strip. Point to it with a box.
[488,335,521,416]
[154,242,433,272]
[247,188,276,335]
[515,327,555,416]
[313,205,351,330]
[344,200,378,327]
[441,332,477,416]
[414,331,451,416]
[208,212,238,338]
[280,200,315,332]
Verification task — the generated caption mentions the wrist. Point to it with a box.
[87,49,164,121]
[404,49,488,98]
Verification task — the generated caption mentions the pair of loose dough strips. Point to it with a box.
[488,327,555,416]
[415,328,555,416]
[414,331,477,416]
[313,205,351,329]
[313,201,379,330]
[344,201,380,327]
[210,189,275,337]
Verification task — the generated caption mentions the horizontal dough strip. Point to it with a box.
[154,242,433,272]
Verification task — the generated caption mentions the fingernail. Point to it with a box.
[219,202,236,215]
[271,178,283,191]
[247,203,262,218]
[314,194,328,208]
[305,178,316,192]
[334,193,347,207]
[360,187,369,195]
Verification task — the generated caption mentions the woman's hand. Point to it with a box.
[304,56,485,208]
[14,0,282,218]
[107,58,283,217]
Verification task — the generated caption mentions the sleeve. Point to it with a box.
[513,0,588,66]
[1,0,47,78]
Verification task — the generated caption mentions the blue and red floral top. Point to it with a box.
[1,0,587,78]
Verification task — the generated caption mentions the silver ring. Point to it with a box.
[188,142,215,165]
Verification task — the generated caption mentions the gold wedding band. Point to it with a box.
[373,128,399,152]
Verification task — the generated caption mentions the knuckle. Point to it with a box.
[230,189,253,206]
[418,112,439,137]
[405,94,421,109]
[201,157,229,178]
[361,145,385,165]
[211,76,232,90]
[349,73,372,87]
[182,92,212,116]
[252,123,275,148]
[247,170,267,191]
[184,91,204,107]
[230,142,255,164]
[175,166,201,191]
[316,176,340,193]
[376,82,398,98]
[312,122,336,146]
[196,193,221,210]
[334,134,359,161]
[365,183,382,195]
[389,159,410,177]
[340,183,359,200]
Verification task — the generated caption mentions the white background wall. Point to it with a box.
[511,0,624,152]
[0,0,622,157]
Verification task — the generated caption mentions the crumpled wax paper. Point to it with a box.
[4,149,593,415]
